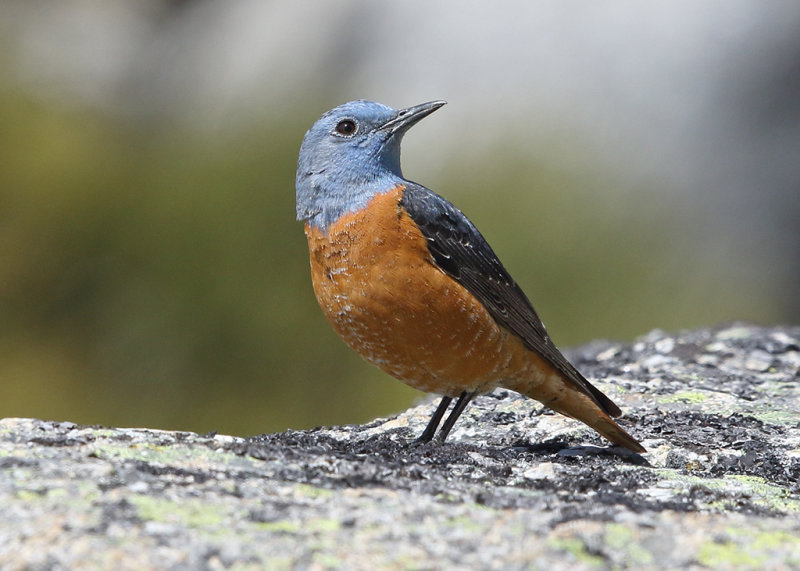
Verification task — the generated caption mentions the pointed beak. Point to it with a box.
[380,100,447,135]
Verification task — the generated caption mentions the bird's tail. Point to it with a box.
[508,375,646,453]
[557,401,646,453]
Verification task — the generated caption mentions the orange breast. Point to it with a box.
[305,185,546,396]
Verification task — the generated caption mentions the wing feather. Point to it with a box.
[400,183,621,417]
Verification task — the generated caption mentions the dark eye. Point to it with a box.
[335,119,357,136]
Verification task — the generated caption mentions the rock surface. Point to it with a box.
[1,323,799,569]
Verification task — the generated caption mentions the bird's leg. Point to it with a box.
[435,390,477,443]
[416,396,453,443]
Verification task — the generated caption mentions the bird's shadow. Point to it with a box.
[399,431,650,467]
[508,438,651,466]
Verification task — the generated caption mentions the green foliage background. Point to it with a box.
[0,85,779,436]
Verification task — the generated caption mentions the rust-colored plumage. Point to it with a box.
[307,186,514,395]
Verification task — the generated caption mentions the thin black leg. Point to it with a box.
[435,390,476,443]
[416,396,452,443]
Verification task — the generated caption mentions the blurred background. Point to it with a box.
[1,1,798,436]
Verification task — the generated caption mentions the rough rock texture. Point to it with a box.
[1,323,799,569]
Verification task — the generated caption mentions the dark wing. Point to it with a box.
[400,182,621,417]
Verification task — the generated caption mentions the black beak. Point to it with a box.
[380,100,447,134]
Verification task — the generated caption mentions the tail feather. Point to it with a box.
[508,373,645,453]
[546,392,645,453]
[580,409,645,453]
[548,398,645,452]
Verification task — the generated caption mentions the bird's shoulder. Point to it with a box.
[398,183,509,282]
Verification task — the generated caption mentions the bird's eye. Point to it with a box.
[335,119,357,136]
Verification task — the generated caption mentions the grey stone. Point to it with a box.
[1,323,799,569]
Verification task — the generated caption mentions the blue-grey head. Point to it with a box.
[296,99,446,229]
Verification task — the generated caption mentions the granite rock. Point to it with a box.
[1,323,799,569]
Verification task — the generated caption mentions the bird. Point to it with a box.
[295,99,645,453]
